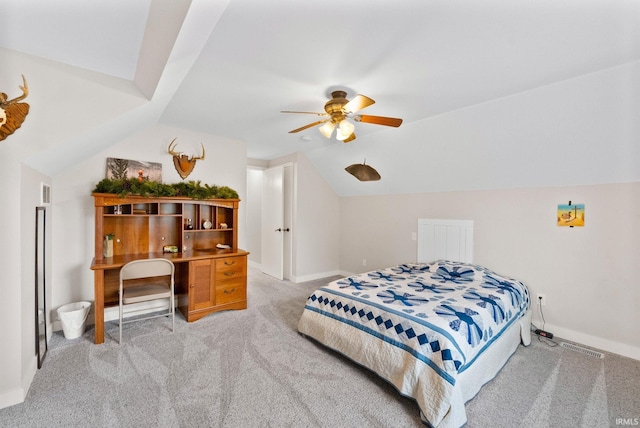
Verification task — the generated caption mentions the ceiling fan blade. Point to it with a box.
[343,132,356,143]
[343,94,375,114]
[281,110,327,116]
[288,120,328,133]
[354,114,403,127]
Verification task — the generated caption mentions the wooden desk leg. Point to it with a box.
[94,270,105,344]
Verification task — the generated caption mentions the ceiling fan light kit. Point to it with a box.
[319,121,335,138]
[336,120,355,141]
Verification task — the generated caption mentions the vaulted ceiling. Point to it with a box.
[2,0,639,195]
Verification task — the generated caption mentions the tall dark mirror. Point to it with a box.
[35,206,47,368]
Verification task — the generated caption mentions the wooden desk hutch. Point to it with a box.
[90,193,248,344]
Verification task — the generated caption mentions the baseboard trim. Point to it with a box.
[339,270,356,278]
[247,262,344,284]
[290,270,341,284]
[0,385,26,410]
[52,299,174,332]
[248,260,262,271]
[532,321,640,361]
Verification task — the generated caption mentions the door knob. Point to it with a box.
[275,228,282,232]
[284,228,290,232]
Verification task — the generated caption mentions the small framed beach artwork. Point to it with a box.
[557,203,585,227]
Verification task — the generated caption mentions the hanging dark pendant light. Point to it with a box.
[345,159,381,181]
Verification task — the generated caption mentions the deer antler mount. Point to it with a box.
[167,138,205,179]
[0,75,30,142]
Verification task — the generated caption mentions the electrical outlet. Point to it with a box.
[537,293,546,306]
[362,258,367,267]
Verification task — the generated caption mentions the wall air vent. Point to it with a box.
[40,182,51,205]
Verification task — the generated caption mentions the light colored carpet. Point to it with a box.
[1,267,638,427]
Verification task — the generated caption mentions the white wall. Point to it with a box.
[0,162,51,409]
[339,182,640,360]
[0,155,23,409]
[245,166,264,265]
[20,163,52,378]
[291,153,340,281]
[0,159,51,409]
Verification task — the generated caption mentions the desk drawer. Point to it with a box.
[216,277,246,305]
[215,256,246,280]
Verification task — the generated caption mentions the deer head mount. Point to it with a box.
[0,75,30,142]
[167,138,205,179]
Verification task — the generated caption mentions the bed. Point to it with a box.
[298,221,531,427]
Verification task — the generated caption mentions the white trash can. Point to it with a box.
[57,301,91,339]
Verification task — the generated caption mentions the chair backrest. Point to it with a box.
[120,258,175,281]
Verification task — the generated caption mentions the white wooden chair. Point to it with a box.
[118,258,175,344]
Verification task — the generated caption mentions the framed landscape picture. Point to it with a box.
[557,203,585,227]
[106,157,162,182]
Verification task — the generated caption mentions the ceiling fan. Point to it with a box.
[282,90,402,143]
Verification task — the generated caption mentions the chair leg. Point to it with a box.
[171,296,175,333]
[119,298,123,345]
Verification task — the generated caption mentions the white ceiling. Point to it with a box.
[1,0,151,80]
[2,0,639,195]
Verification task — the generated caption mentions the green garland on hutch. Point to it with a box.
[92,178,238,199]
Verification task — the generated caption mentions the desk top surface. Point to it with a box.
[91,249,249,270]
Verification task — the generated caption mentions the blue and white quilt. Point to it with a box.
[298,260,530,427]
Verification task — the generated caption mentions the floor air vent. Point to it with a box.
[561,342,604,359]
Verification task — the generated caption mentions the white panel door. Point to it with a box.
[282,164,293,280]
[261,166,284,279]
[417,219,474,263]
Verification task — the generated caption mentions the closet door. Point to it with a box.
[261,165,284,279]
[282,164,294,280]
